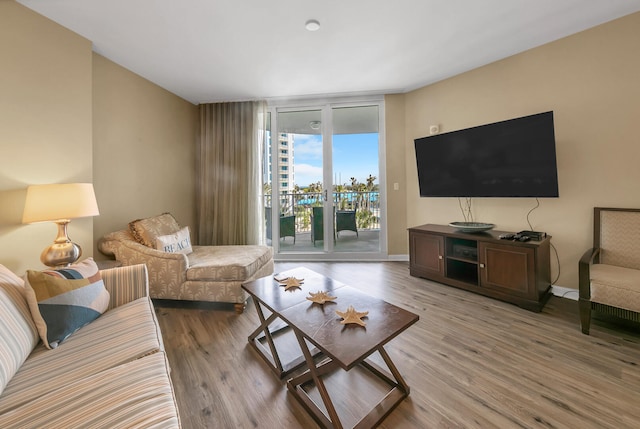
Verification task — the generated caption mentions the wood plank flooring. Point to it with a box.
[154,262,640,428]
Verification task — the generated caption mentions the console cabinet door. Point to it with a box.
[410,232,444,277]
[479,243,535,298]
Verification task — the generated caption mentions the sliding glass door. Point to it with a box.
[264,98,385,260]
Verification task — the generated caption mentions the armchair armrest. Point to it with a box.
[101,234,189,296]
[100,264,149,310]
[578,247,600,300]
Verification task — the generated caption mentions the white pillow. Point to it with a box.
[155,226,193,254]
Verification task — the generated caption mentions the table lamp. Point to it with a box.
[22,183,100,268]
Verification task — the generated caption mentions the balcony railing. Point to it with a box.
[264,191,380,233]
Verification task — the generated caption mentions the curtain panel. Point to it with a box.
[196,101,266,245]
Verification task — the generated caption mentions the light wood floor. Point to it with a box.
[154,262,640,429]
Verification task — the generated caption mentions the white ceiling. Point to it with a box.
[17,0,640,105]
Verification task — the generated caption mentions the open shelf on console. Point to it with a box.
[446,258,478,284]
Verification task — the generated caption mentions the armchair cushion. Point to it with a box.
[590,264,640,313]
[129,212,181,248]
[599,209,640,269]
[187,245,274,282]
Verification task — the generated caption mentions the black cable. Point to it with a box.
[525,197,561,285]
[550,241,561,285]
[526,198,540,231]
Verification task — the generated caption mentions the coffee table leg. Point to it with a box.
[360,346,410,395]
[289,329,344,429]
[248,299,285,376]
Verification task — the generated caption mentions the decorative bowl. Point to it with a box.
[448,222,495,233]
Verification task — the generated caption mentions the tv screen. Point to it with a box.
[414,111,559,198]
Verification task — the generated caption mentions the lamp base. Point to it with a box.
[41,220,82,268]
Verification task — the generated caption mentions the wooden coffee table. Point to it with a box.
[280,285,419,429]
[242,267,346,378]
[243,268,419,428]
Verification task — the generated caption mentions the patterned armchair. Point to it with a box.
[579,207,640,334]
[98,213,274,313]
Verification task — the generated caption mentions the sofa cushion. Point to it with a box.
[186,245,274,281]
[23,258,110,349]
[129,212,181,248]
[156,226,193,254]
[0,266,39,397]
[0,297,163,414]
[590,263,640,312]
[0,352,180,429]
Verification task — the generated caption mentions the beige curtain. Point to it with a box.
[196,101,266,245]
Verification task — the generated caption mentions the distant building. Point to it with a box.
[265,132,295,194]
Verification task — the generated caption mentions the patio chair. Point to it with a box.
[311,206,323,246]
[336,208,358,238]
[266,207,296,243]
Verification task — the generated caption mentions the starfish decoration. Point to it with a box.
[274,276,304,291]
[306,290,337,304]
[336,305,369,327]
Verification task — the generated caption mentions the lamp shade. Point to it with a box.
[22,183,100,224]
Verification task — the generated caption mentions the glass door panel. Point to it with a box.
[266,100,385,259]
[332,106,380,252]
[273,109,325,253]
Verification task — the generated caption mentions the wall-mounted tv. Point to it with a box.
[414,111,559,198]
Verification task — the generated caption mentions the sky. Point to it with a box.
[292,133,379,188]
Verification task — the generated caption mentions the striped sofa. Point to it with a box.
[0,263,180,428]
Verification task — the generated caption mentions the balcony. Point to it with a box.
[264,191,380,252]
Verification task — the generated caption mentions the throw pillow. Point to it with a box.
[0,265,39,395]
[156,226,193,254]
[23,258,110,349]
[129,212,181,247]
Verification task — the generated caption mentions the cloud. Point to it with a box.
[293,135,322,159]
[294,163,323,187]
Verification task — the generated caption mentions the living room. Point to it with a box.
[2,1,640,427]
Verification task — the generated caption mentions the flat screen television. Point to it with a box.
[414,111,559,198]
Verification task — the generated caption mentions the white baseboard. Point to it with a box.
[551,285,578,301]
[387,254,409,262]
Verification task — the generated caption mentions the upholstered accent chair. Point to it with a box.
[579,207,640,334]
[99,213,274,314]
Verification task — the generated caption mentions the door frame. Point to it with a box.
[266,95,388,261]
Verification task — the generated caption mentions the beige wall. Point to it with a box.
[92,54,198,258]
[0,1,198,272]
[384,94,409,257]
[0,2,93,274]
[388,12,640,289]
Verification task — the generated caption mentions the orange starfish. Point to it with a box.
[306,290,337,304]
[275,276,304,291]
[336,305,369,326]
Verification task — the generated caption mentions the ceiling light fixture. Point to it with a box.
[305,19,320,32]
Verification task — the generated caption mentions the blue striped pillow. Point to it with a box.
[23,258,110,349]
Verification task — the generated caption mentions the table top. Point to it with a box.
[279,285,419,370]
[241,267,346,313]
